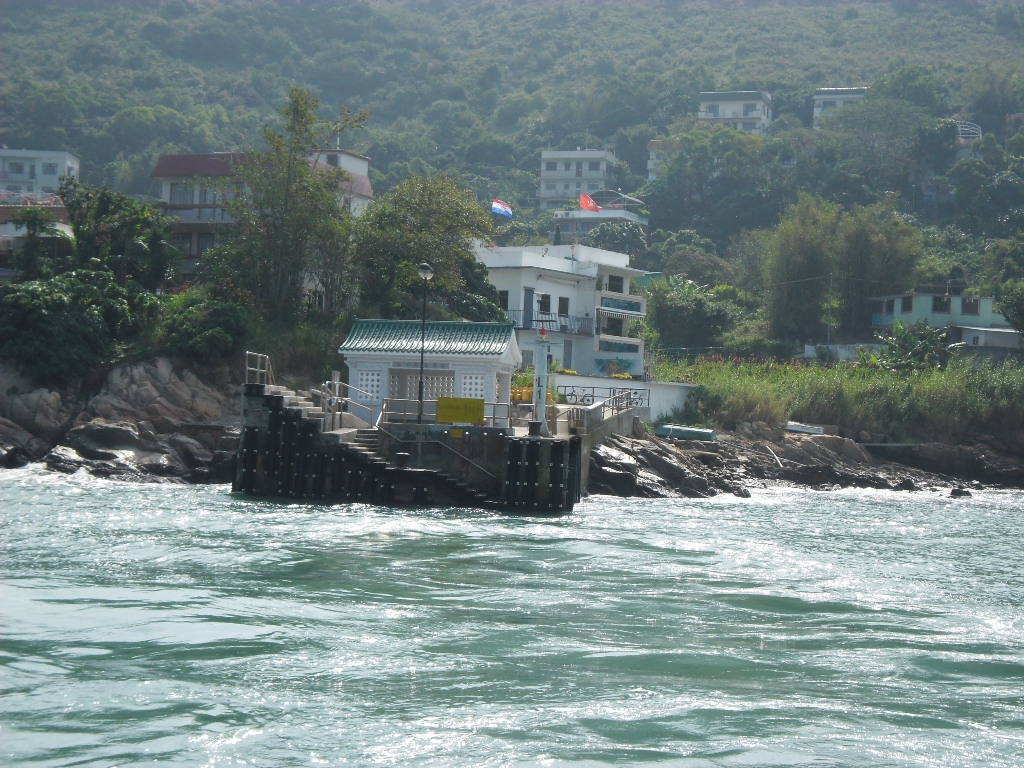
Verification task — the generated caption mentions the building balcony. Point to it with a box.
[163,205,232,224]
[598,291,646,315]
[699,109,768,120]
[504,309,594,336]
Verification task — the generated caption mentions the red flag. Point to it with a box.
[580,193,601,212]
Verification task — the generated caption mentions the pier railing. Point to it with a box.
[317,380,376,429]
[376,399,500,481]
[379,397,512,426]
[245,351,276,386]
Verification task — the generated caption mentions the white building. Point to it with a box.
[647,139,684,182]
[150,149,373,270]
[0,149,79,195]
[476,243,650,378]
[338,319,521,427]
[538,149,616,211]
[549,190,649,246]
[813,87,867,128]
[871,291,1019,349]
[698,92,773,136]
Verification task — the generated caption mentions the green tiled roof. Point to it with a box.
[339,319,515,356]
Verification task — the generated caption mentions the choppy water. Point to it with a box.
[1,468,1023,767]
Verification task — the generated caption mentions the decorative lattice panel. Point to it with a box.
[425,375,454,400]
[461,373,486,400]
[356,370,381,399]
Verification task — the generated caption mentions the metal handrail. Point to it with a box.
[557,385,649,408]
[245,351,275,386]
[375,416,497,481]
[318,380,377,423]
[379,397,511,424]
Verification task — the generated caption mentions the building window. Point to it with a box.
[562,183,570,191]
[822,100,837,110]
[743,103,757,116]
[198,186,217,204]
[563,162,571,171]
[170,234,192,256]
[170,183,193,205]
[576,182,582,190]
[901,296,913,313]
[885,299,894,313]
[545,161,557,171]
[972,335,980,345]
[588,182,599,191]
[558,296,569,316]
[545,182,556,191]
[961,297,980,315]
[932,295,951,313]
[7,162,24,174]
[742,122,756,131]
[599,340,640,353]
[606,274,624,293]
[604,317,624,336]
[498,290,509,310]
[537,293,551,313]
[588,161,600,171]
[42,162,58,175]
[706,104,719,117]
[197,232,215,254]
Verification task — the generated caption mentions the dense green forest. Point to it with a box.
[3,0,1023,195]
[4,0,1024,358]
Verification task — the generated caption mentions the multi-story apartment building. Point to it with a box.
[813,87,867,127]
[150,149,372,271]
[697,91,773,136]
[538,149,616,211]
[476,243,649,377]
[0,149,79,195]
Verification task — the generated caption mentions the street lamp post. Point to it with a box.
[417,262,434,424]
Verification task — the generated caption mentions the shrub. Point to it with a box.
[159,289,251,365]
[0,270,157,385]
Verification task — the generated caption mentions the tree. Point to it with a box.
[642,276,737,349]
[996,280,1024,338]
[9,208,70,280]
[833,197,922,339]
[350,174,501,320]
[201,87,368,317]
[868,319,964,372]
[765,195,839,341]
[588,220,647,258]
[58,178,179,290]
[0,270,158,384]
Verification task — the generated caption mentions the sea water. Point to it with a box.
[1,467,1022,767]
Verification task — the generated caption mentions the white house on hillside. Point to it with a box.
[476,243,650,377]
[698,92,773,136]
[0,148,79,195]
[538,149,616,211]
[871,291,1020,349]
[813,87,867,128]
[150,149,373,270]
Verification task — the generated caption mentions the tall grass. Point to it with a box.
[655,356,1024,442]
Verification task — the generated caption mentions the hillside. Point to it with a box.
[2,0,1022,197]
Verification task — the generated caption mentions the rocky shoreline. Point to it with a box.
[1,358,239,483]
[589,420,1024,500]
[4,359,1024,499]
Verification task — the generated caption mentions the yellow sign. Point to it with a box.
[437,397,485,425]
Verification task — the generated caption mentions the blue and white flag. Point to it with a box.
[491,199,513,218]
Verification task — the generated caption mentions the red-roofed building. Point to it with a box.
[150,149,373,274]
